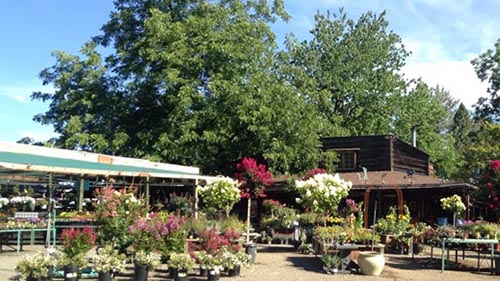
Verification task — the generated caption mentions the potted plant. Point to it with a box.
[358,251,385,276]
[234,157,274,246]
[195,251,224,280]
[440,195,466,226]
[231,250,251,277]
[133,250,161,281]
[168,253,195,281]
[16,252,56,281]
[58,226,96,281]
[94,188,144,254]
[295,172,352,226]
[197,176,241,218]
[93,245,126,281]
[320,254,342,274]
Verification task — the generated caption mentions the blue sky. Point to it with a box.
[0,0,498,143]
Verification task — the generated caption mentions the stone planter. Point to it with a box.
[358,251,385,276]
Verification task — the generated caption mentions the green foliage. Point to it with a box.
[168,253,195,271]
[282,9,408,136]
[472,38,500,122]
[32,0,320,175]
[295,173,351,218]
[94,189,144,253]
[16,252,56,280]
[375,205,411,235]
[93,245,127,273]
[297,212,320,227]
[465,123,500,179]
[392,82,459,178]
[314,226,345,242]
[216,216,245,233]
[260,217,289,229]
[197,177,240,217]
[320,254,342,269]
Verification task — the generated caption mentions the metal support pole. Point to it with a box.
[194,179,199,219]
[246,198,251,243]
[77,175,84,212]
[45,173,54,247]
[145,176,150,211]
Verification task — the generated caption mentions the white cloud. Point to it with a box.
[404,39,448,63]
[0,82,53,103]
[402,60,489,108]
[16,128,57,143]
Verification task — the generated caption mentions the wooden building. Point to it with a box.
[267,135,476,226]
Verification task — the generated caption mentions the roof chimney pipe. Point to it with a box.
[411,126,417,147]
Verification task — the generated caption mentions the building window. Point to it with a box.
[338,150,357,170]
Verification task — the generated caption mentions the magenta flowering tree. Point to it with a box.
[234,157,274,242]
[234,157,274,199]
[484,160,500,220]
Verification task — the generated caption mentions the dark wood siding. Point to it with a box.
[322,135,392,172]
[391,138,429,175]
[321,135,430,175]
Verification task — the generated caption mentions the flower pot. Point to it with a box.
[358,251,385,276]
[134,262,149,281]
[207,270,220,281]
[174,269,188,281]
[227,265,240,277]
[98,271,113,281]
[200,267,208,277]
[26,276,42,281]
[64,265,80,281]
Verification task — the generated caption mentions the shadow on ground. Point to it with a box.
[258,245,296,253]
[384,255,441,270]
[286,255,324,273]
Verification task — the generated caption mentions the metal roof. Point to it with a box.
[0,142,213,180]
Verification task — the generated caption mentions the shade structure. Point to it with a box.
[0,141,216,247]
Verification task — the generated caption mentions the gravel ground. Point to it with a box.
[0,244,499,280]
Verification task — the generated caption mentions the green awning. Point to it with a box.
[0,151,197,176]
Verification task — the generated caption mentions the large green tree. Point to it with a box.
[472,38,500,122]
[391,82,459,177]
[281,9,409,136]
[32,0,321,174]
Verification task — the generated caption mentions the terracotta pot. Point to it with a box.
[358,251,385,276]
